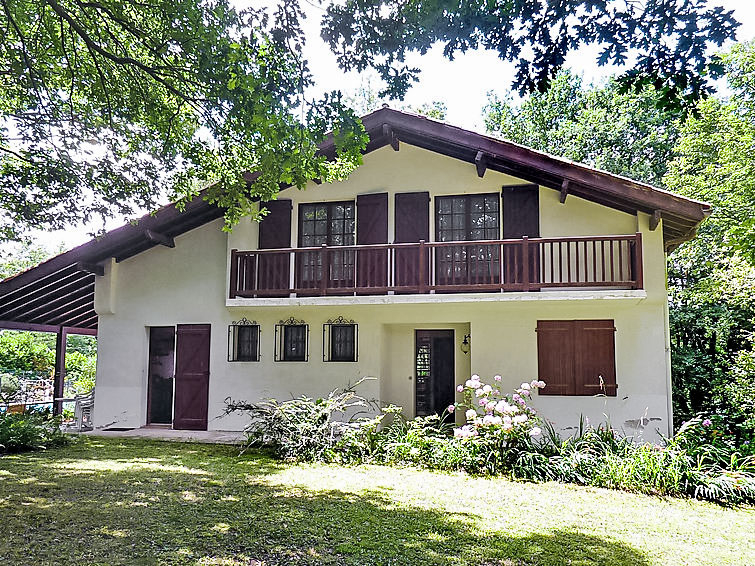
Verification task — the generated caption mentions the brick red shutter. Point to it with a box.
[257,199,292,295]
[574,320,617,396]
[395,192,430,288]
[356,193,389,291]
[536,320,575,395]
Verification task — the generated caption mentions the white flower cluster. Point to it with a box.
[451,375,546,439]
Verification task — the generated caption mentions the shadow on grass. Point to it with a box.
[0,439,651,566]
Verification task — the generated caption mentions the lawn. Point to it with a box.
[0,438,752,566]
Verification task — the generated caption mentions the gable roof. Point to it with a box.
[0,107,710,330]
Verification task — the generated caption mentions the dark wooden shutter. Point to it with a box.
[503,185,540,286]
[258,199,291,295]
[575,320,617,396]
[173,324,211,430]
[395,192,430,288]
[356,193,388,291]
[536,320,575,395]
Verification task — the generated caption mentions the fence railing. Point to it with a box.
[229,233,643,298]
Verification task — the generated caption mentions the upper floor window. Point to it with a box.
[299,201,356,247]
[298,202,356,288]
[436,194,500,242]
[435,194,501,285]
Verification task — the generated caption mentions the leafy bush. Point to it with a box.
[224,381,374,461]
[0,410,70,454]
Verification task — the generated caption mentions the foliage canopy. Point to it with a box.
[0,0,368,240]
[322,0,739,111]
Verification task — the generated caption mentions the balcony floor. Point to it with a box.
[226,288,647,308]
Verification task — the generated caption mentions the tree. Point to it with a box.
[0,241,60,280]
[483,70,681,187]
[343,76,447,120]
[664,42,755,438]
[0,0,368,240]
[321,0,739,111]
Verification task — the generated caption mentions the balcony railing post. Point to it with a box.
[320,244,329,295]
[418,240,427,293]
[633,232,643,289]
[229,249,238,299]
[522,236,530,291]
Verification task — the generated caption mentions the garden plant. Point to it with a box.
[227,374,755,506]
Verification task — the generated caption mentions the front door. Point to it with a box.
[147,326,175,425]
[173,324,211,431]
[415,330,455,416]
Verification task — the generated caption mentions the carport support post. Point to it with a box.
[53,326,68,415]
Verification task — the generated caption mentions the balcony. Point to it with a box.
[229,233,643,299]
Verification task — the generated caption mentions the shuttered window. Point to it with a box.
[536,320,617,396]
[257,199,292,295]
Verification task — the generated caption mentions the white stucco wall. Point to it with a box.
[93,144,673,441]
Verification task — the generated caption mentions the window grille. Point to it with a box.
[323,316,358,362]
[228,318,260,362]
[275,317,309,362]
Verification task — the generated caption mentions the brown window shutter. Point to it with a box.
[575,320,617,396]
[356,193,388,290]
[259,199,292,249]
[536,320,575,395]
[395,192,430,242]
[502,184,539,238]
[394,192,430,288]
[257,199,292,295]
[503,185,540,285]
[357,193,388,244]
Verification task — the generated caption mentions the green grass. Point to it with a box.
[0,438,753,566]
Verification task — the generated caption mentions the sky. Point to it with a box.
[16,0,755,253]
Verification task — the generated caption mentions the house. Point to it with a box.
[0,108,710,439]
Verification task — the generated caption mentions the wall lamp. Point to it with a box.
[460,334,471,355]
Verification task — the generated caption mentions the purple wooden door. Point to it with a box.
[173,324,211,430]
[356,192,388,292]
[395,192,430,289]
[503,185,540,286]
[258,199,292,296]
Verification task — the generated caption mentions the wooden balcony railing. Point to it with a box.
[229,233,643,298]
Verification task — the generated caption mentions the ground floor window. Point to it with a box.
[275,317,309,361]
[228,318,260,362]
[536,319,617,396]
[323,317,358,362]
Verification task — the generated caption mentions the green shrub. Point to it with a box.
[224,380,375,461]
[0,411,70,454]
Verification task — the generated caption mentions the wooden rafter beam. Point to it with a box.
[76,262,104,276]
[560,179,570,204]
[475,151,487,178]
[144,230,175,248]
[649,210,662,231]
[0,320,96,335]
[382,124,399,151]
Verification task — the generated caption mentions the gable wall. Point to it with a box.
[93,144,671,438]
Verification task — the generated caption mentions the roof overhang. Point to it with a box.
[0,107,710,331]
